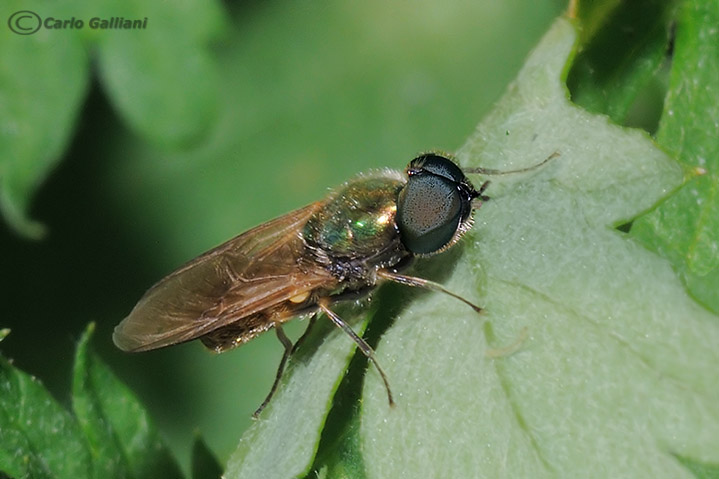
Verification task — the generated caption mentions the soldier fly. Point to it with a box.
[114,152,556,417]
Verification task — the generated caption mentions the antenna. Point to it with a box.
[464,151,559,176]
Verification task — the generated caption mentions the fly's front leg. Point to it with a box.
[377,269,483,313]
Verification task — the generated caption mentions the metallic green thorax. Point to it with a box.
[303,173,404,258]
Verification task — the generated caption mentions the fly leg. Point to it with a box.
[378,270,530,357]
[253,323,294,418]
[377,269,483,313]
[291,314,318,354]
[317,299,395,408]
[253,314,320,418]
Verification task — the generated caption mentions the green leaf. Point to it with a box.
[0,0,224,237]
[224,314,373,478]
[631,0,719,313]
[568,0,674,129]
[0,324,183,479]
[191,435,223,479]
[0,1,90,238]
[73,323,183,479]
[229,17,719,477]
[571,0,623,44]
[309,406,365,479]
[674,455,719,479]
[92,0,224,147]
[361,18,717,477]
[0,352,91,479]
[303,337,375,479]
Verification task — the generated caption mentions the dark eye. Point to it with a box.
[397,153,479,255]
[397,169,464,255]
[408,153,466,183]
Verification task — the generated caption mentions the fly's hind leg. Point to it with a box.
[291,314,318,354]
[253,314,320,418]
[253,323,295,418]
[317,299,395,408]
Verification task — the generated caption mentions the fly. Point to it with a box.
[113,152,556,417]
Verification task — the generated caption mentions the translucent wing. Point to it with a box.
[113,202,337,352]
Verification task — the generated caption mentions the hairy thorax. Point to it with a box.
[302,171,409,286]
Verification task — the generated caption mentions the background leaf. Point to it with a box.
[0,1,89,238]
[0,0,222,237]
[568,0,674,130]
[675,455,719,479]
[630,0,719,314]
[73,324,183,479]
[190,436,223,479]
[0,325,186,479]
[91,0,224,147]
[0,349,90,479]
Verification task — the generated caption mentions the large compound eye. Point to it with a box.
[397,164,464,255]
[408,153,466,183]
